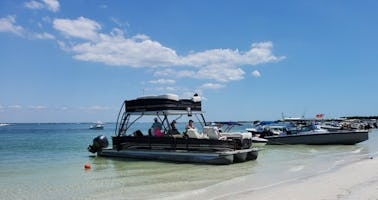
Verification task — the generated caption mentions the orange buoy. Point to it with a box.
[84,163,91,169]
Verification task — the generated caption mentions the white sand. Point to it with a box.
[163,156,378,200]
[222,157,378,200]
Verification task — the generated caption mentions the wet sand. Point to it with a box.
[221,157,378,200]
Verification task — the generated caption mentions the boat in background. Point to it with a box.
[213,121,268,147]
[88,94,259,165]
[264,129,369,145]
[0,123,9,127]
[248,121,369,145]
[89,121,104,130]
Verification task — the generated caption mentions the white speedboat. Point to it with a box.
[88,94,259,164]
[0,123,9,127]
[89,121,104,130]
[264,129,369,145]
[260,124,368,145]
[247,119,368,145]
[213,121,268,147]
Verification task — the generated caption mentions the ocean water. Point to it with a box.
[0,123,377,200]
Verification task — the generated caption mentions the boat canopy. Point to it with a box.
[115,94,205,136]
[125,94,202,114]
[122,110,204,116]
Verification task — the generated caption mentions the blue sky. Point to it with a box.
[1,0,377,123]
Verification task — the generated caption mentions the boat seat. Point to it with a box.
[203,126,227,140]
[220,132,252,140]
[238,132,252,139]
[186,128,207,139]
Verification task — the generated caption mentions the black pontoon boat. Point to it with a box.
[88,94,259,164]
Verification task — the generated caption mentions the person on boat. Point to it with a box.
[169,120,180,135]
[186,119,195,130]
[151,117,164,137]
[182,119,195,138]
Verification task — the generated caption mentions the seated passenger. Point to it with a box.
[154,128,164,137]
[183,119,195,138]
[169,120,180,135]
[151,117,164,137]
[185,119,195,131]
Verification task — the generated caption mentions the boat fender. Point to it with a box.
[88,135,109,153]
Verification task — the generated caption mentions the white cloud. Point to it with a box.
[69,32,179,67]
[197,66,245,82]
[81,105,111,111]
[200,83,225,90]
[33,32,55,40]
[165,86,177,91]
[179,41,284,67]
[25,0,60,12]
[110,17,129,28]
[29,105,48,109]
[8,105,22,109]
[153,69,196,78]
[0,16,24,36]
[43,0,60,12]
[25,1,44,10]
[149,79,176,84]
[53,17,285,83]
[0,16,54,40]
[252,70,261,78]
[53,17,101,41]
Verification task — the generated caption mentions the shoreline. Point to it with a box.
[217,156,378,200]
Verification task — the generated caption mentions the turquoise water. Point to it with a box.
[0,123,376,200]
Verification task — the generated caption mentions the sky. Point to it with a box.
[0,0,377,123]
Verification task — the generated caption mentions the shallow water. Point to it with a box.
[0,123,376,200]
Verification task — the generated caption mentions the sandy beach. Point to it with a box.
[218,157,378,200]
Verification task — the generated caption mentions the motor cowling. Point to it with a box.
[88,135,109,153]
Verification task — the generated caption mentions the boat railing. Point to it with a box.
[115,101,126,136]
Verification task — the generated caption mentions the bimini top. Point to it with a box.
[125,93,202,114]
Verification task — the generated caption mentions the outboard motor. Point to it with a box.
[88,135,109,153]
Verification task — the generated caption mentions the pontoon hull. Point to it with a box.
[98,148,258,165]
[112,136,249,151]
[106,136,258,164]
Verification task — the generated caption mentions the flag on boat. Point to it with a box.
[316,113,324,118]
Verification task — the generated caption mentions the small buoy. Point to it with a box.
[84,163,91,169]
